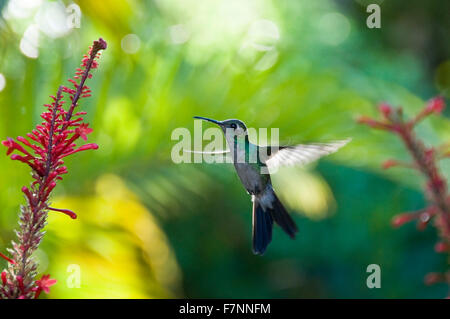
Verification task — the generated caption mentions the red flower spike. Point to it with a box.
[359,96,450,297]
[0,38,106,299]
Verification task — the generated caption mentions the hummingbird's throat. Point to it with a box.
[224,127,246,137]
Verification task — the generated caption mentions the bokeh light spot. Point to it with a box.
[121,34,141,54]
[254,50,278,71]
[4,0,42,19]
[317,12,351,46]
[247,19,279,51]
[35,1,71,38]
[20,24,40,58]
[0,74,6,92]
[169,24,190,45]
[238,19,280,71]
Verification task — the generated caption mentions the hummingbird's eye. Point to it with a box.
[230,123,237,129]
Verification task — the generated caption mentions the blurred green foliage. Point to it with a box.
[0,0,449,298]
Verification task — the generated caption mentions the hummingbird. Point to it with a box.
[193,116,350,255]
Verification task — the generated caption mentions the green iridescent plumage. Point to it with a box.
[193,116,350,255]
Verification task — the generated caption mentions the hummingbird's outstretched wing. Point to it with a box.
[263,138,351,172]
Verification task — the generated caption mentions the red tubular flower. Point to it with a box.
[356,116,393,130]
[76,123,93,141]
[16,275,24,293]
[34,274,57,298]
[378,103,392,120]
[359,96,450,297]
[424,272,445,286]
[0,252,15,264]
[382,159,399,170]
[391,214,414,228]
[1,271,6,285]
[435,242,450,253]
[425,97,445,114]
[410,96,446,126]
[47,207,77,219]
[382,159,415,170]
[0,38,107,299]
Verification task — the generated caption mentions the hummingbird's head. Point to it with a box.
[219,119,248,136]
[194,117,248,136]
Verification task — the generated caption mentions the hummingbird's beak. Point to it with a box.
[193,116,223,126]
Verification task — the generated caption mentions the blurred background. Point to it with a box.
[0,0,449,298]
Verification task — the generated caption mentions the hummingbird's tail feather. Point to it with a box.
[270,192,298,239]
[252,199,273,255]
